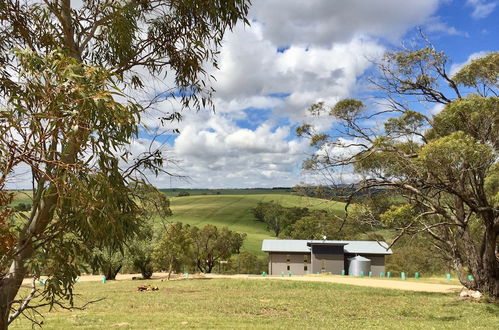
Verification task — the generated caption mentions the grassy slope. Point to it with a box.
[10,279,499,329]
[167,194,345,255]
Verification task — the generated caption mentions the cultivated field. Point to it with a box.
[166,194,345,255]
[10,278,499,329]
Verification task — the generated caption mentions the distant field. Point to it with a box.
[160,187,293,197]
[8,190,345,255]
[165,194,345,255]
[6,190,32,206]
[10,278,499,329]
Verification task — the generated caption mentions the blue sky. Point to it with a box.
[4,1,496,191]
[124,1,499,189]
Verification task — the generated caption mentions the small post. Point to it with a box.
[262,271,266,277]
[387,272,391,279]
[369,271,372,278]
[360,271,364,277]
[101,276,106,283]
[446,273,451,281]
[288,272,292,277]
[341,269,345,276]
[185,273,189,279]
[281,271,284,277]
[39,279,45,286]
[468,275,473,281]
[401,272,406,280]
[415,272,419,279]
[380,272,384,278]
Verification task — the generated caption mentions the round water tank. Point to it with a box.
[348,256,371,276]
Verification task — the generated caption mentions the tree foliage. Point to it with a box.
[152,222,192,279]
[298,47,499,298]
[190,225,246,273]
[252,201,309,237]
[0,0,250,327]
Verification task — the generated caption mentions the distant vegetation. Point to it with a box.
[160,187,294,197]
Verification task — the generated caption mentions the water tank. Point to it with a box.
[348,256,371,276]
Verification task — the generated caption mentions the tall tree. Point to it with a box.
[297,48,499,298]
[190,225,245,273]
[152,222,192,280]
[0,1,250,327]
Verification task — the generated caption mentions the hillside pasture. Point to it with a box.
[165,194,345,255]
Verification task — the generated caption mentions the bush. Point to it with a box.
[177,191,190,197]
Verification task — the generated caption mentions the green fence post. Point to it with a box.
[281,271,284,277]
[401,272,406,280]
[288,272,292,277]
[369,271,372,278]
[262,271,266,277]
[446,273,451,281]
[468,275,473,281]
[341,269,345,276]
[185,273,189,279]
[102,276,106,283]
[415,272,419,279]
[387,272,391,279]
[380,272,384,278]
[360,271,364,277]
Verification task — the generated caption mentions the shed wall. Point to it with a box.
[310,245,344,274]
[268,252,311,275]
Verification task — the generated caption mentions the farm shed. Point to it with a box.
[262,239,392,276]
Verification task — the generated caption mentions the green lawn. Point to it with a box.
[165,194,345,255]
[10,278,499,329]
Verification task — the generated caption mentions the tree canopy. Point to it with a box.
[298,48,499,298]
[0,1,250,327]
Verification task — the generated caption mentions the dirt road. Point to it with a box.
[23,273,463,294]
[204,274,463,293]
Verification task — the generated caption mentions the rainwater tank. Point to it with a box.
[348,256,371,276]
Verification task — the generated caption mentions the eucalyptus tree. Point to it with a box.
[297,50,499,298]
[0,0,250,327]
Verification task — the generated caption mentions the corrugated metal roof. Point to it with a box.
[261,239,392,255]
[261,239,310,253]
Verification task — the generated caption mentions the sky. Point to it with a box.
[6,0,498,190]
[133,0,498,189]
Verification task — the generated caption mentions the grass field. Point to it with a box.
[10,278,499,329]
[166,194,345,255]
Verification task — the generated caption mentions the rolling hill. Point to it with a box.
[165,194,345,255]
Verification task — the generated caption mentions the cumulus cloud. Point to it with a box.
[5,0,450,189]
[449,51,492,76]
[466,0,497,19]
[249,0,440,46]
[139,0,445,188]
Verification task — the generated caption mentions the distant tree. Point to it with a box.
[177,191,191,197]
[386,235,449,276]
[253,201,309,237]
[190,225,246,273]
[297,46,499,298]
[153,222,192,280]
[230,251,267,274]
[290,210,358,240]
[91,183,171,280]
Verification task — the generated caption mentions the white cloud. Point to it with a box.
[450,51,491,76]
[424,17,469,37]
[466,0,497,19]
[249,0,440,46]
